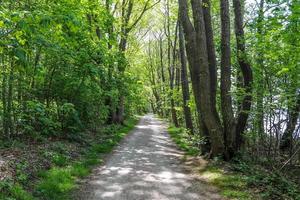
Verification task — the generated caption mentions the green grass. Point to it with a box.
[167,125,254,200]
[34,117,138,200]
[35,168,75,199]
[0,117,139,200]
[167,125,300,200]
[200,165,253,200]
[0,181,34,200]
[168,126,200,156]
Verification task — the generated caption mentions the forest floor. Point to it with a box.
[74,114,222,200]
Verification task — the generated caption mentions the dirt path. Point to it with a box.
[76,114,222,200]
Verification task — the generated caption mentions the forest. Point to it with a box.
[0,0,299,199]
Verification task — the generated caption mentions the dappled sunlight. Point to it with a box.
[201,171,223,181]
[75,114,221,200]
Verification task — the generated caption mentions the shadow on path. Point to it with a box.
[75,114,222,200]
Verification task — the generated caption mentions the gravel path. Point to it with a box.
[76,114,222,200]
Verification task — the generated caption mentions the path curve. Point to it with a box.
[76,114,222,200]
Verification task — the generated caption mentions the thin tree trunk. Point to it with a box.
[2,70,8,137]
[255,0,265,142]
[7,60,14,136]
[280,93,300,150]
[159,37,166,117]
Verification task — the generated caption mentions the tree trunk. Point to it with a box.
[179,22,194,133]
[178,0,209,153]
[159,37,166,117]
[179,0,225,156]
[7,60,14,136]
[167,2,179,127]
[255,0,265,142]
[220,0,236,158]
[280,93,300,150]
[2,70,8,138]
[202,0,218,119]
[233,0,253,150]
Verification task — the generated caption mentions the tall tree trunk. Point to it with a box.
[179,0,224,156]
[233,0,253,150]
[167,1,179,127]
[179,22,194,133]
[105,0,116,124]
[2,70,8,137]
[220,0,236,158]
[202,0,218,119]
[255,0,265,142]
[178,0,209,153]
[159,36,166,117]
[191,0,224,156]
[7,60,14,136]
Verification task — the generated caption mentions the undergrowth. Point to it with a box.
[167,125,300,200]
[167,126,201,156]
[0,117,139,200]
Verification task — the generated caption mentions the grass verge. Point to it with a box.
[167,126,254,200]
[167,126,200,156]
[0,117,139,200]
[168,125,300,200]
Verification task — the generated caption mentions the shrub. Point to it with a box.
[58,103,83,136]
[18,100,59,138]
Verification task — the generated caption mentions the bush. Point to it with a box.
[18,100,59,138]
[17,101,83,140]
[58,103,83,136]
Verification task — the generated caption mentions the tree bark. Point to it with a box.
[169,22,179,127]
[179,0,225,156]
[202,0,218,119]
[233,0,253,150]
[178,0,209,153]
[2,70,8,137]
[7,60,14,136]
[179,22,194,133]
[220,0,236,158]
[280,93,300,150]
[255,0,265,142]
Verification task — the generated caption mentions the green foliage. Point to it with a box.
[15,161,29,184]
[70,162,91,178]
[201,165,253,200]
[35,168,75,200]
[0,180,33,200]
[231,160,300,200]
[58,103,82,135]
[52,154,68,167]
[0,0,147,142]
[168,126,201,156]
[33,117,138,200]
[18,101,58,138]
